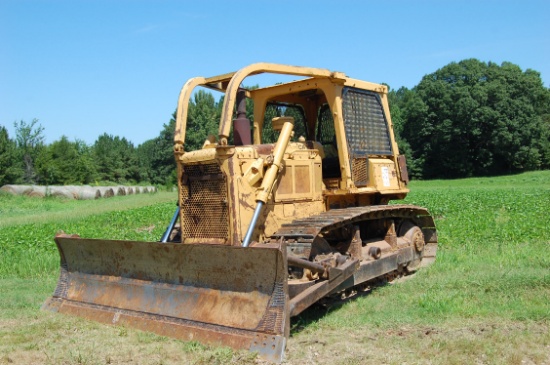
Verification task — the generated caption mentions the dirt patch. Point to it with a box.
[283,321,550,365]
[136,225,155,233]
[1,311,549,364]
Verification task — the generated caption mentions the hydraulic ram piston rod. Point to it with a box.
[242,117,294,248]
[160,206,180,243]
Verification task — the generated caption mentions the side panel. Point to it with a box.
[236,146,326,242]
[369,158,401,190]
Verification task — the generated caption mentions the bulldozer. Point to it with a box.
[43,63,437,362]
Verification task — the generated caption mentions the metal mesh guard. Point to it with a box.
[180,163,229,240]
[342,88,393,156]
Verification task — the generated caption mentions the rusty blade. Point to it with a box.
[42,237,288,362]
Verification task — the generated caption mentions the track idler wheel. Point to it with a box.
[399,221,426,273]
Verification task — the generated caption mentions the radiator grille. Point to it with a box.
[180,163,229,241]
[351,157,368,187]
[342,88,393,156]
[342,88,391,188]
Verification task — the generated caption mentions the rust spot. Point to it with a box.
[253,144,275,155]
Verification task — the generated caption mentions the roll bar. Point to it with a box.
[174,63,346,149]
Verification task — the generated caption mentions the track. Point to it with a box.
[273,204,438,317]
[272,204,438,247]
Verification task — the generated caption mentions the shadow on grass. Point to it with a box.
[289,275,397,336]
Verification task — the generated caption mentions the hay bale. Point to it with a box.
[27,185,48,197]
[98,187,115,198]
[50,187,76,199]
[74,186,101,200]
[27,189,45,198]
[0,185,34,195]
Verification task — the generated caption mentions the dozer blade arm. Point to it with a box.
[43,235,290,363]
[289,259,359,317]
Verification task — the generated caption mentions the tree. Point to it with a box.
[401,59,550,178]
[388,87,422,178]
[136,138,155,183]
[92,133,139,183]
[36,136,96,185]
[538,113,550,169]
[137,113,177,186]
[137,89,230,186]
[0,126,21,185]
[73,139,97,183]
[184,90,221,151]
[13,119,45,183]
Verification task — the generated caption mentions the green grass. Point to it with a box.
[287,171,550,364]
[0,192,177,279]
[1,172,549,364]
[0,191,176,228]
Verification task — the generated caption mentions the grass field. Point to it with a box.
[1,172,549,365]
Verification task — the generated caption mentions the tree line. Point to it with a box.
[0,90,220,187]
[389,59,550,178]
[1,58,549,187]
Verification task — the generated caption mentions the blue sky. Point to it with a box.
[1,0,549,145]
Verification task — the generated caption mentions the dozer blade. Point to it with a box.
[42,236,289,362]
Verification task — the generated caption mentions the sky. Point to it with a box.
[1,0,549,146]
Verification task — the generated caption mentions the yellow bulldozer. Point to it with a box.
[43,63,437,362]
